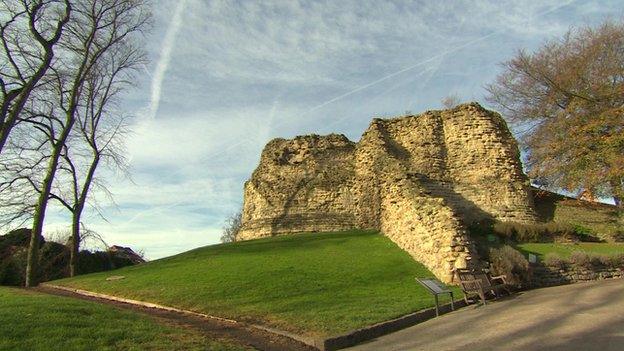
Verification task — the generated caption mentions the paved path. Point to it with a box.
[346,279,624,351]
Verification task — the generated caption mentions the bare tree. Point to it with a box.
[23,0,150,286]
[0,113,50,228]
[51,45,141,276]
[441,94,461,109]
[485,20,624,207]
[221,210,242,243]
[0,0,71,155]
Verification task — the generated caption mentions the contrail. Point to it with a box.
[302,0,577,116]
[131,0,579,198]
[302,32,497,117]
[148,0,189,120]
[119,0,579,241]
[124,200,184,226]
[320,62,441,133]
[263,93,282,140]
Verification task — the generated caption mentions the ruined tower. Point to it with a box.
[237,103,536,282]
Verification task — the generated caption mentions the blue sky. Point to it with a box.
[44,0,623,259]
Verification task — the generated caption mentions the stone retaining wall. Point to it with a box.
[530,264,624,287]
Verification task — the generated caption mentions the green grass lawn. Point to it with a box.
[0,287,251,351]
[52,230,459,337]
[516,242,624,259]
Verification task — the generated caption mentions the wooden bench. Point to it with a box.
[453,268,510,305]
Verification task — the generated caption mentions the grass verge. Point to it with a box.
[53,230,459,337]
[0,287,251,351]
[516,242,624,259]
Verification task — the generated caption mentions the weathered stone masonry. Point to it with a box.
[237,103,537,282]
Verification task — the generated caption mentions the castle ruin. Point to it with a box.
[237,103,536,282]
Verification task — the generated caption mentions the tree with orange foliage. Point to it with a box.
[486,20,624,208]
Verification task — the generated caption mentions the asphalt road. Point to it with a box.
[346,279,624,351]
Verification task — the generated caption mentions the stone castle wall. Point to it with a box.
[237,134,358,238]
[237,103,536,282]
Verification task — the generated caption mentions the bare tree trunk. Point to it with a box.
[25,0,96,286]
[69,155,99,277]
[25,115,75,287]
[26,145,65,286]
[69,211,81,277]
[25,215,43,287]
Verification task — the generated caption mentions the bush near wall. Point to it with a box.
[543,251,624,270]
[488,245,531,288]
[468,220,600,243]
[469,219,623,288]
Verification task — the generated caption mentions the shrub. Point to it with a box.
[39,242,69,281]
[0,247,27,286]
[491,222,555,242]
[548,222,583,242]
[492,222,517,240]
[485,221,600,243]
[0,233,144,285]
[606,253,624,269]
[569,251,592,269]
[514,224,541,242]
[0,228,32,252]
[593,254,611,267]
[467,219,496,238]
[573,225,592,237]
[543,252,623,271]
[543,252,565,269]
[589,254,607,267]
[488,245,530,287]
[221,210,242,243]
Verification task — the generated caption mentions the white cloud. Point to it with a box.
[44,0,620,260]
[44,217,222,260]
[126,107,289,175]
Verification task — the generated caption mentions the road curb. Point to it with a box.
[40,283,467,351]
[321,300,467,350]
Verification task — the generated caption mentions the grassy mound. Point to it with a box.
[533,189,622,241]
[53,230,458,337]
[0,287,249,351]
[517,242,624,259]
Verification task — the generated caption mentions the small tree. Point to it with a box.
[221,210,242,243]
[441,94,461,109]
[488,245,530,288]
[23,0,150,287]
[50,41,141,277]
[486,20,624,207]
